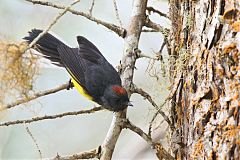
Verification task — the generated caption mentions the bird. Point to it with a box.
[23,29,132,111]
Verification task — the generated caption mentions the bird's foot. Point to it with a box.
[66,79,74,90]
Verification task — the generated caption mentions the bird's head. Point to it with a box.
[101,85,132,111]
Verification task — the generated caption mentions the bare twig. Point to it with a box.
[145,18,169,37]
[132,85,174,131]
[25,0,126,37]
[148,101,167,137]
[28,0,80,49]
[122,119,174,160]
[142,29,159,32]
[148,112,159,137]
[88,0,95,15]
[149,105,169,132]
[165,37,171,56]
[25,124,42,159]
[146,6,169,18]
[0,107,103,127]
[123,119,154,146]
[135,49,160,60]
[2,82,69,111]
[113,0,123,28]
[138,53,159,60]
[159,38,167,54]
[52,147,101,160]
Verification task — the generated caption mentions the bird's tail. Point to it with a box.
[23,29,66,66]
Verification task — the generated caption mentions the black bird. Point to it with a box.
[24,29,132,111]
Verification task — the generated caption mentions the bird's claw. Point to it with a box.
[67,79,74,90]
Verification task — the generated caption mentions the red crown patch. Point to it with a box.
[112,86,127,95]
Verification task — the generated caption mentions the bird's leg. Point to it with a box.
[66,79,74,90]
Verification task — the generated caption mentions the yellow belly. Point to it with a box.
[71,77,93,100]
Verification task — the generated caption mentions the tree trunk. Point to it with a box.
[169,0,240,159]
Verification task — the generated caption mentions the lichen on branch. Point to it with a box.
[0,41,39,108]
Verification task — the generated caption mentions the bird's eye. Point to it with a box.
[114,98,120,104]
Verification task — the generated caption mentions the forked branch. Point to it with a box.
[122,119,174,160]
[28,0,80,48]
[25,0,126,37]
[145,18,169,37]
[131,84,174,131]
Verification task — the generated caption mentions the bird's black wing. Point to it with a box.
[57,36,105,86]
[57,46,87,90]
[57,36,122,102]
[77,36,104,57]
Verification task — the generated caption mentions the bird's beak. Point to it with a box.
[127,102,133,107]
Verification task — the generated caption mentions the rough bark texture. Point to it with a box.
[169,0,240,159]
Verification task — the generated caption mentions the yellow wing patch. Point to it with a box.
[71,77,93,100]
[65,67,93,101]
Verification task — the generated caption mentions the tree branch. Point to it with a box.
[134,48,160,60]
[148,101,167,137]
[100,111,126,160]
[123,119,154,146]
[146,6,169,18]
[25,124,42,159]
[0,107,103,127]
[145,18,169,37]
[88,0,95,16]
[159,38,167,54]
[28,0,80,49]
[142,29,159,32]
[52,147,101,160]
[25,0,126,38]
[2,82,69,111]
[131,84,174,131]
[138,53,159,60]
[122,119,174,160]
[100,0,148,159]
[113,0,123,28]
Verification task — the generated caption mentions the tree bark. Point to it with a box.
[169,0,240,159]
